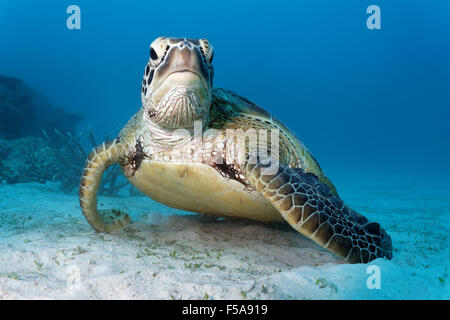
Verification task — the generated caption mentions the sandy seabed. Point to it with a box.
[0,177,448,299]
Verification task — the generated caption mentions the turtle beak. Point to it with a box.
[151,44,211,104]
[145,42,212,129]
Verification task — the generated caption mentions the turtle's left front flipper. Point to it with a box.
[79,139,131,233]
[243,160,393,263]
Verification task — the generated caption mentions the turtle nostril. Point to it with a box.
[181,40,191,48]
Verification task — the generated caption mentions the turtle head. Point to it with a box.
[141,37,214,129]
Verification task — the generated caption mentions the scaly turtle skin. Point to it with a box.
[79,37,392,263]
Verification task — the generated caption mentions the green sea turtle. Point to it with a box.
[79,37,392,263]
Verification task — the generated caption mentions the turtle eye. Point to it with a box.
[150,47,158,60]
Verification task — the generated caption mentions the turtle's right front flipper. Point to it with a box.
[79,139,131,233]
[243,160,393,263]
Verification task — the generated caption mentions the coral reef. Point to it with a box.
[0,130,131,195]
[0,137,53,184]
[0,75,130,196]
[0,75,83,140]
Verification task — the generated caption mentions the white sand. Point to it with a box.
[0,180,448,299]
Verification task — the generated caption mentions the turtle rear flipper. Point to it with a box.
[79,140,131,233]
[243,160,393,263]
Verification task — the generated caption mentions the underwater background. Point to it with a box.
[0,0,449,299]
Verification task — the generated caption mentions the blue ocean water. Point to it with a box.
[0,0,449,299]
[1,0,449,177]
